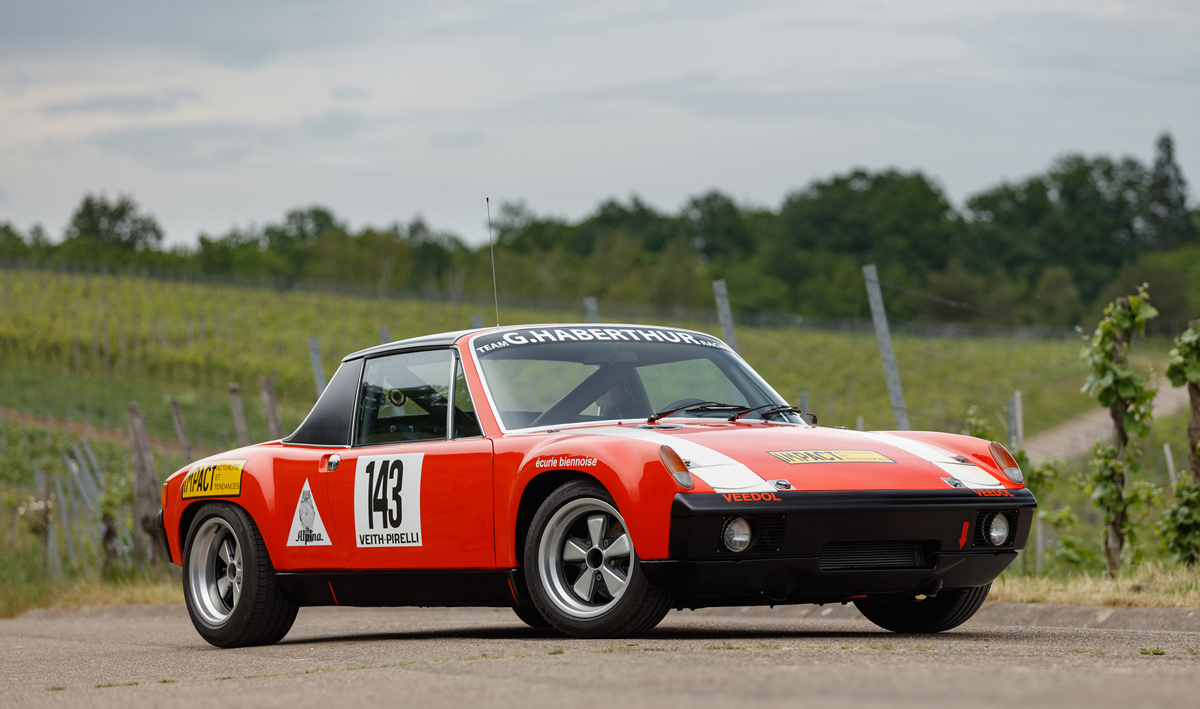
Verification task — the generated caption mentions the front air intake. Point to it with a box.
[818,541,935,571]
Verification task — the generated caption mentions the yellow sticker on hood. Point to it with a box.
[181,460,246,499]
[768,450,895,465]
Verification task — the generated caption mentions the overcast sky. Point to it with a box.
[1,0,1197,246]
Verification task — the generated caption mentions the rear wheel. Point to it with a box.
[183,503,298,647]
[853,583,991,633]
[523,480,673,638]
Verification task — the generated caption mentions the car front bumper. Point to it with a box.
[641,488,1035,606]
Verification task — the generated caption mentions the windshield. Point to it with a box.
[472,326,799,430]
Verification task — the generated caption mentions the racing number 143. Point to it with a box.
[365,459,403,530]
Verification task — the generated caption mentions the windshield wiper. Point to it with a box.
[647,401,749,424]
[728,404,806,422]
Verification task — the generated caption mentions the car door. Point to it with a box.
[324,347,495,570]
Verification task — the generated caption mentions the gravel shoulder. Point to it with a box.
[3,604,1198,708]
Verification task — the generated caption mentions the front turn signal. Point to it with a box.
[161,481,169,508]
[988,441,1024,485]
[659,445,694,489]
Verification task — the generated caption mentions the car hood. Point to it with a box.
[564,422,1005,493]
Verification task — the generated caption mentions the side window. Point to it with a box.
[452,358,484,438]
[356,349,453,446]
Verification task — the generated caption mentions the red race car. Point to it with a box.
[157,324,1034,647]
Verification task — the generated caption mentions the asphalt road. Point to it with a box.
[3,604,1198,708]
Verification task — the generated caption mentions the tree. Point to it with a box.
[1145,132,1195,250]
[1160,321,1200,563]
[64,193,163,250]
[1080,284,1158,573]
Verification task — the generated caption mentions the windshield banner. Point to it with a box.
[472,326,729,356]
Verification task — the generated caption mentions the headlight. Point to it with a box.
[985,512,1010,546]
[988,441,1024,485]
[722,517,753,552]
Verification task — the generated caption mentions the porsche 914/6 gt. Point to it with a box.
[157,324,1035,646]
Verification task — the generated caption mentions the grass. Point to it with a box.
[1139,647,1167,655]
[991,563,1200,608]
[0,268,1128,440]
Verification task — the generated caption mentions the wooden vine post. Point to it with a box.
[1080,284,1158,575]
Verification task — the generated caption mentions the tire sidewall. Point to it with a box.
[523,479,654,637]
[182,502,265,646]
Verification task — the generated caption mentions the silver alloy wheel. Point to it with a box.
[537,498,634,619]
[188,517,244,627]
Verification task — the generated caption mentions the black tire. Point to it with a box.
[523,480,674,638]
[511,605,552,628]
[182,502,298,648]
[853,583,991,633]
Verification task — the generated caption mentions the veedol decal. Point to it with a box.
[974,488,1015,497]
[354,453,423,548]
[768,450,895,465]
[287,479,332,546]
[181,460,245,499]
[473,326,728,355]
[721,492,782,502]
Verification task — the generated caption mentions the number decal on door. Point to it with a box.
[354,453,423,547]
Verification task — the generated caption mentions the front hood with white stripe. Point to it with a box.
[553,423,1004,494]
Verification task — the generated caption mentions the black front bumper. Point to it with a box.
[642,488,1036,607]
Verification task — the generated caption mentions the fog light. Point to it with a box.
[986,512,1010,546]
[722,517,753,552]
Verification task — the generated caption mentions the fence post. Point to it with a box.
[1164,442,1178,486]
[711,279,738,352]
[471,314,484,329]
[127,401,163,562]
[1007,396,1017,450]
[379,325,391,344]
[856,415,865,432]
[861,264,909,430]
[38,469,63,580]
[260,377,284,440]
[1014,390,1024,451]
[54,473,77,567]
[584,297,600,324]
[229,383,250,448]
[169,397,193,461]
[308,336,327,398]
[799,390,809,413]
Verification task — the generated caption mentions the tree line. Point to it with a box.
[1,133,1196,328]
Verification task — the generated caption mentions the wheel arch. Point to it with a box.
[513,469,602,567]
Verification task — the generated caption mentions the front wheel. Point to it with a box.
[523,480,673,638]
[853,583,991,633]
[183,502,298,647]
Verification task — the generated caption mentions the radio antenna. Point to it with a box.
[486,197,500,327]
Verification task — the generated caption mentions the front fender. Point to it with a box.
[496,435,694,565]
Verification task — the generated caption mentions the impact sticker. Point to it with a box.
[287,479,332,546]
[941,477,967,489]
[767,450,895,465]
[181,460,245,499]
[353,453,423,548]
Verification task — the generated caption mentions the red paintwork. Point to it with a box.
[161,327,1023,571]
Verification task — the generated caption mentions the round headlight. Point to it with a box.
[986,512,1010,546]
[722,517,753,553]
